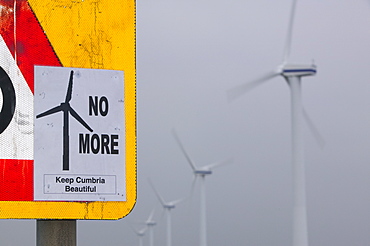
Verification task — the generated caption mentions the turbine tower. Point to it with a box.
[144,210,156,246]
[148,179,183,246]
[172,129,231,246]
[36,70,93,171]
[228,1,315,246]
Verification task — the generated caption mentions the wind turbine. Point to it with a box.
[148,178,183,246]
[130,225,147,246]
[36,70,93,171]
[227,1,315,246]
[143,210,157,246]
[172,129,231,246]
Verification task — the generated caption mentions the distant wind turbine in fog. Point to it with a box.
[227,0,320,246]
[148,178,184,246]
[143,210,156,246]
[130,225,147,246]
[172,129,232,246]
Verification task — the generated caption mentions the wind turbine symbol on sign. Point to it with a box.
[36,70,93,171]
[227,1,321,246]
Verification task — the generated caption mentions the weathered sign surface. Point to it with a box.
[0,0,136,219]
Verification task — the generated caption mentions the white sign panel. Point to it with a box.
[34,66,125,201]
[0,35,33,160]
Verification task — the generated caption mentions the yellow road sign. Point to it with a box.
[0,0,136,219]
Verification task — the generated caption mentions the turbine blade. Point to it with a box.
[186,175,198,214]
[147,209,155,223]
[227,71,279,102]
[170,197,186,206]
[172,128,197,171]
[129,224,139,235]
[148,178,166,206]
[137,221,147,226]
[160,208,166,221]
[203,158,233,171]
[303,108,325,149]
[36,105,63,118]
[139,227,147,234]
[282,0,298,64]
[69,107,93,132]
[190,175,197,201]
[65,70,74,103]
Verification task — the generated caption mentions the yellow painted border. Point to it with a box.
[0,0,136,220]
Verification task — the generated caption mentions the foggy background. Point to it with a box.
[2,0,370,245]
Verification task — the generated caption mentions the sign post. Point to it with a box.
[0,0,136,222]
[37,220,76,246]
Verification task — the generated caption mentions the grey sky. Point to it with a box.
[2,0,370,245]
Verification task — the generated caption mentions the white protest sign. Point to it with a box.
[34,66,125,201]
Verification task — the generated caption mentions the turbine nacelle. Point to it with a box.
[60,102,70,110]
[146,221,157,227]
[194,169,212,176]
[280,64,316,78]
[163,203,176,210]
